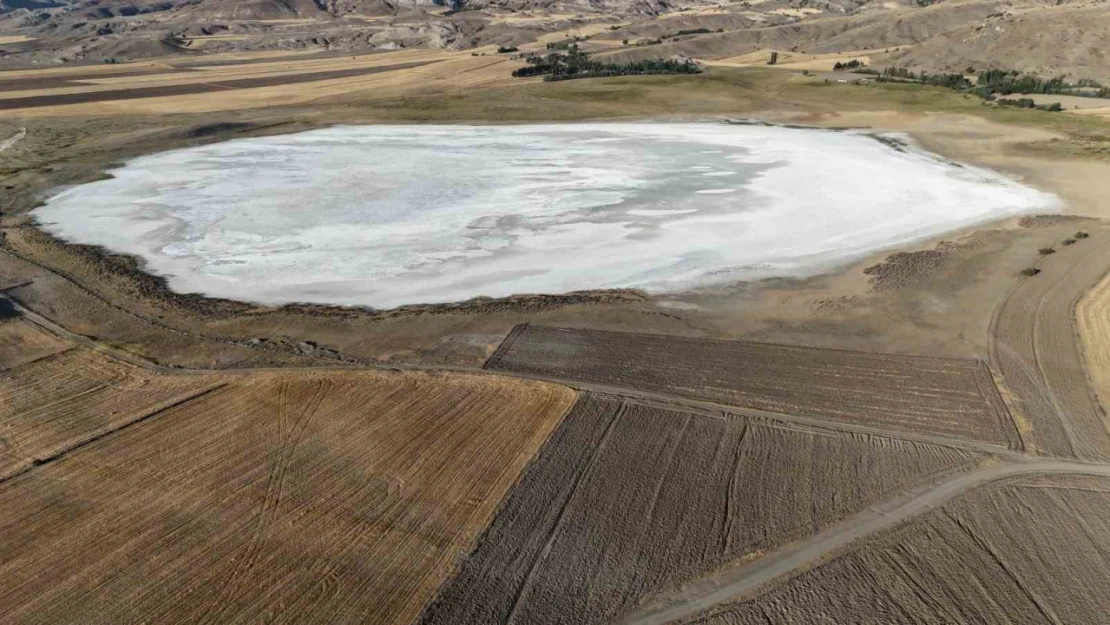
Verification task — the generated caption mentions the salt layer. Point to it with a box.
[33,123,1060,308]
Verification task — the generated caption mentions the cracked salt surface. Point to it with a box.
[34,123,1060,309]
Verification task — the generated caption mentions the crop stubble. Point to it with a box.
[420,393,982,625]
[0,348,221,479]
[487,325,1019,447]
[693,474,1110,624]
[0,365,575,625]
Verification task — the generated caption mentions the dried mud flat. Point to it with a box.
[487,325,1019,447]
[0,359,575,625]
[419,393,983,625]
[692,474,1110,624]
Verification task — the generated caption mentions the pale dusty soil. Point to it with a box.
[0,319,68,369]
[421,393,981,625]
[692,474,1110,624]
[0,363,575,625]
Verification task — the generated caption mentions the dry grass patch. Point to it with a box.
[0,367,574,625]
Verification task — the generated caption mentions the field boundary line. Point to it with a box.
[0,382,229,486]
[483,322,529,370]
[6,293,1035,461]
[615,460,1110,625]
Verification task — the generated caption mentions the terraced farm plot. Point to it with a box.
[695,474,1110,624]
[487,325,1019,447]
[420,393,983,625]
[0,319,69,369]
[0,348,221,479]
[0,369,574,625]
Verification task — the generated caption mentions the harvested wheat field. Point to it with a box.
[487,325,1019,447]
[420,393,983,625]
[0,367,574,625]
[692,473,1110,624]
[0,348,221,480]
[0,319,69,369]
[992,228,1110,459]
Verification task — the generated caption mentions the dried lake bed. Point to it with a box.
[34,123,1061,308]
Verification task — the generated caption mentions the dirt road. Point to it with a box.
[615,459,1110,625]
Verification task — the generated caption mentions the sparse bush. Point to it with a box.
[1021,268,1041,276]
[1076,231,1090,239]
[1063,238,1077,246]
[1039,247,1056,255]
[497,45,518,53]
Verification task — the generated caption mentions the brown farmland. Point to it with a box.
[0,319,69,369]
[0,365,575,625]
[420,393,983,625]
[0,348,221,479]
[487,325,1019,447]
[693,473,1110,624]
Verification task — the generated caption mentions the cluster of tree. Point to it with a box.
[768,51,779,65]
[997,97,1063,111]
[546,37,585,51]
[497,45,518,53]
[832,59,864,71]
[666,28,713,38]
[874,66,1072,111]
[977,69,1110,98]
[512,46,701,81]
[877,66,971,88]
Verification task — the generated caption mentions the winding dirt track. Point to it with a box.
[614,459,1110,625]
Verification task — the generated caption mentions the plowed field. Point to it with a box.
[420,393,982,625]
[0,348,221,479]
[487,325,1019,447]
[0,367,574,625]
[0,319,69,369]
[694,474,1110,624]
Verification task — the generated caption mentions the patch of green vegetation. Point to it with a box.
[1076,231,1091,239]
[1021,268,1041,277]
[513,45,700,81]
[1063,238,1077,246]
[1039,247,1056,255]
